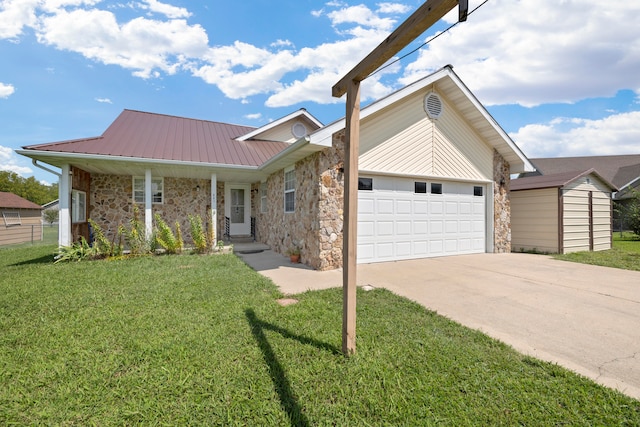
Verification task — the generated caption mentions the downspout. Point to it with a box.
[31,159,61,178]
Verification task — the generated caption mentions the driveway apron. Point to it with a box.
[238,251,640,399]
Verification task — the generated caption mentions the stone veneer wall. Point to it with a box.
[493,149,511,253]
[256,131,345,270]
[90,174,221,245]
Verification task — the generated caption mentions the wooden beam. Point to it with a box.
[342,80,360,355]
[333,0,461,357]
[332,0,458,97]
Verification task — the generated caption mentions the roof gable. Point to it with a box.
[0,192,42,209]
[310,65,534,174]
[236,109,323,142]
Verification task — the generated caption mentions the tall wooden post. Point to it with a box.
[342,80,360,355]
[333,0,466,356]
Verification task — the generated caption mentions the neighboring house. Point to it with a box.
[522,155,640,230]
[17,65,533,269]
[0,192,43,246]
[511,170,616,254]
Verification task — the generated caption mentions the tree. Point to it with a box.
[43,209,59,226]
[0,171,58,205]
[620,189,640,237]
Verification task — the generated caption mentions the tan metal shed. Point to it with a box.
[510,169,616,254]
[0,192,43,246]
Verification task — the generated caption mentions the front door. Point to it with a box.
[225,183,251,236]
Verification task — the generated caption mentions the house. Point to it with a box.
[522,155,640,230]
[510,169,616,254]
[0,192,43,246]
[17,65,534,269]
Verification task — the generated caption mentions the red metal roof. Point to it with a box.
[0,192,43,209]
[23,110,290,167]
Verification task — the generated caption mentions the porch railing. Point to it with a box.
[223,216,256,242]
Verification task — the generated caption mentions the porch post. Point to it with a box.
[211,173,217,246]
[58,164,72,247]
[144,169,152,238]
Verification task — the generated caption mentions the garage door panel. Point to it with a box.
[414,200,428,214]
[358,176,486,263]
[378,199,394,214]
[396,221,412,235]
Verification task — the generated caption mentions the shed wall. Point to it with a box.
[510,188,559,253]
[562,175,612,253]
[0,209,43,245]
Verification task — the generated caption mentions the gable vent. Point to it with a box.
[424,92,443,119]
[291,122,308,139]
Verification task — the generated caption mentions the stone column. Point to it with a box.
[493,149,511,253]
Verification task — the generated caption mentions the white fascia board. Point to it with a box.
[236,109,323,141]
[15,149,260,171]
[446,71,535,173]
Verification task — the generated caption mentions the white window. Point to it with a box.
[260,182,267,213]
[284,167,295,213]
[71,190,86,223]
[133,177,164,204]
[2,211,21,226]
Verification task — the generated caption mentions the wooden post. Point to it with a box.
[342,80,360,355]
[333,0,464,356]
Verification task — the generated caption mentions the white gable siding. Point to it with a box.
[358,90,492,180]
[432,96,493,180]
[511,188,559,253]
[255,117,317,143]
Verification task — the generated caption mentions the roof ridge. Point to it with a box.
[122,109,257,130]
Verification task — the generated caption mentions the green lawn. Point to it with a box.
[553,233,640,271]
[1,245,639,425]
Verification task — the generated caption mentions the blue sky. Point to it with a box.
[1,0,639,184]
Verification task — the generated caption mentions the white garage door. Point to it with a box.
[357,176,487,263]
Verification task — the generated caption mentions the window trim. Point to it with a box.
[71,189,87,223]
[284,166,295,213]
[133,176,164,204]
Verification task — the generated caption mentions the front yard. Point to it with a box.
[1,244,639,425]
[554,233,640,270]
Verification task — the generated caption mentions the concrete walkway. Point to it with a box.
[237,250,640,400]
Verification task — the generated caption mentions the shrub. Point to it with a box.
[124,205,151,255]
[154,214,183,254]
[54,237,97,263]
[189,214,209,254]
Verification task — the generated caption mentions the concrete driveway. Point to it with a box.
[237,250,640,399]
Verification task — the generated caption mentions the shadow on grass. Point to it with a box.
[10,253,57,266]
[246,309,339,427]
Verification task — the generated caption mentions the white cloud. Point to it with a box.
[36,8,210,78]
[0,0,39,39]
[244,113,262,120]
[0,145,32,175]
[376,3,411,14]
[400,0,640,107]
[94,97,112,103]
[0,82,15,98]
[510,111,640,158]
[139,0,191,19]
